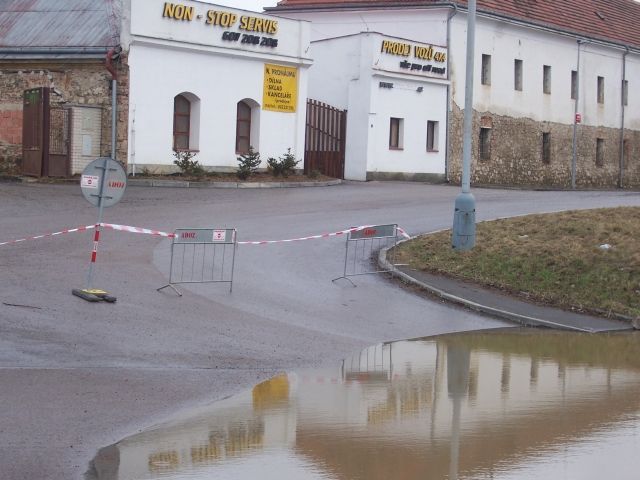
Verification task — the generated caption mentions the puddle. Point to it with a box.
[89,329,640,479]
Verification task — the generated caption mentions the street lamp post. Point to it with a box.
[452,0,477,251]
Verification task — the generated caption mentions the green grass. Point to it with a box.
[394,207,640,319]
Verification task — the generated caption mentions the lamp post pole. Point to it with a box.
[452,0,477,251]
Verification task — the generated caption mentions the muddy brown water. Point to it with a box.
[89,329,640,479]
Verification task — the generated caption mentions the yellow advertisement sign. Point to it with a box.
[263,64,297,113]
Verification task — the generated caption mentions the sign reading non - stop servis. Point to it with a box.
[80,157,127,208]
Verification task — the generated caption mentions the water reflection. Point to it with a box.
[88,330,640,480]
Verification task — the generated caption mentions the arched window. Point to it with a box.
[173,94,190,150]
[236,100,252,154]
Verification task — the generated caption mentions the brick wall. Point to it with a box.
[0,56,129,175]
[448,105,640,189]
[0,107,22,144]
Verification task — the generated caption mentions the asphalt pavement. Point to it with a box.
[1,181,639,479]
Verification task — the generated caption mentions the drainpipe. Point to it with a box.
[618,47,629,189]
[571,40,582,189]
[445,3,458,183]
[105,46,121,163]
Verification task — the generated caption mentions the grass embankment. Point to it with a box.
[394,207,640,319]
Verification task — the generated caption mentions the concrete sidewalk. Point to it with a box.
[380,250,633,333]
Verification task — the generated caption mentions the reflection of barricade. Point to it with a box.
[343,343,392,382]
[333,224,399,285]
[157,228,237,295]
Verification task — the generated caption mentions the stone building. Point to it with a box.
[269,0,640,188]
[0,0,128,176]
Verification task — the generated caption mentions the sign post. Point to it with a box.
[451,0,477,251]
[73,157,127,302]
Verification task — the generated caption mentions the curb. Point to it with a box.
[0,176,342,188]
[114,178,343,189]
[378,241,596,333]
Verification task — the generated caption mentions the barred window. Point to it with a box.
[479,128,491,161]
[542,132,551,164]
[596,138,605,167]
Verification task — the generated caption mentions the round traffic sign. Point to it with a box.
[80,157,127,208]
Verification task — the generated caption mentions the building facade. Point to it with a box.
[0,0,311,176]
[123,0,311,174]
[270,0,640,188]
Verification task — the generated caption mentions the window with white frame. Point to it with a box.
[236,100,252,154]
[597,76,605,104]
[481,54,491,85]
[543,65,551,94]
[514,59,523,91]
[426,121,439,152]
[173,94,190,150]
[389,117,404,149]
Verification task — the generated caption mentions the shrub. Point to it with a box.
[267,148,301,177]
[237,146,261,180]
[308,169,321,179]
[173,150,204,177]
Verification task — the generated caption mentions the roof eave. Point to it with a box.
[267,1,640,52]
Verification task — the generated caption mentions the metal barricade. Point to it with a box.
[333,224,399,285]
[158,228,237,295]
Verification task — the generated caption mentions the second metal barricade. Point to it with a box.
[333,224,399,285]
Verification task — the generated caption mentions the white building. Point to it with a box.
[122,0,311,173]
[269,0,640,188]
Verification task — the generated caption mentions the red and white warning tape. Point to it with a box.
[0,223,411,247]
[0,224,96,247]
[238,225,411,244]
[99,223,176,238]
[397,227,411,239]
[237,225,375,245]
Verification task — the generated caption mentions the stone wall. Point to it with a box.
[0,56,129,175]
[448,104,640,189]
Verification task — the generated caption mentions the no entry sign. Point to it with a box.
[80,157,127,208]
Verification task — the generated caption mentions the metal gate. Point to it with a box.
[304,99,346,179]
[48,108,70,177]
[22,87,70,177]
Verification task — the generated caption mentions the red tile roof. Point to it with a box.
[270,0,640,49]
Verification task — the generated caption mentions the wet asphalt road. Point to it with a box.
[1,181,639,480]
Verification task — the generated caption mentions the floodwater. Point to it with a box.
[89,329,640,480]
